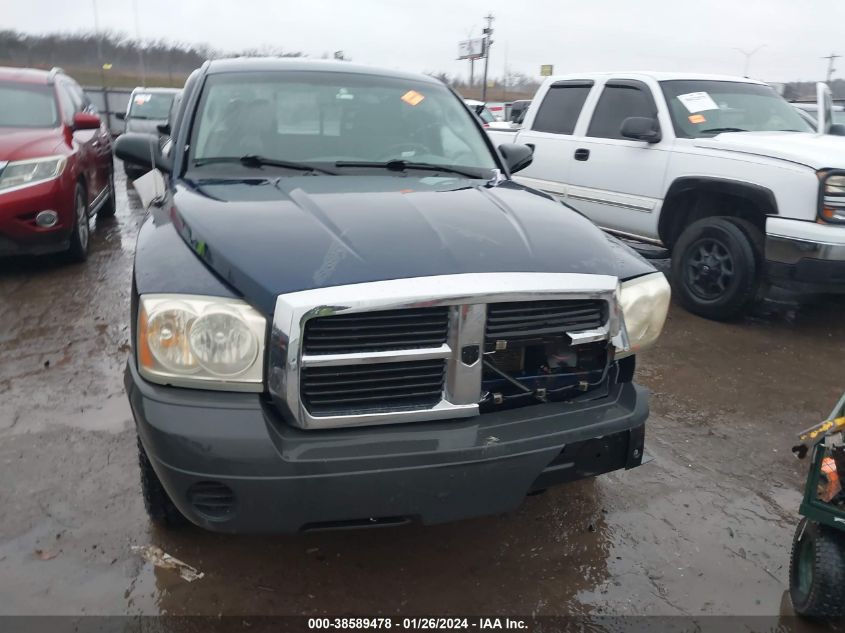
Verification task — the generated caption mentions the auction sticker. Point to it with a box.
[677,91,719,113]
[401,90,425,106]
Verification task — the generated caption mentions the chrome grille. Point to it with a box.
[303,307,449,355]
[485,300,606,347]
[302,359,447,415]
[269,273,625,429]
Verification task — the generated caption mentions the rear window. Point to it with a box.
[532,83,592,135]
[0,83,58,128]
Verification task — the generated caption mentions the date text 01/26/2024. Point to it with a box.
[307,618,528,630]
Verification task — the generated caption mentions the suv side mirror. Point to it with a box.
[115,132,173,174]
[72,112,102,131]
[157,122,171,136]
[620,116,661,143]
[498,143,534,174]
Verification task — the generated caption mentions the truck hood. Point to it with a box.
[168,175,654,314]
[0,127,63,162]
[693,131,845,169]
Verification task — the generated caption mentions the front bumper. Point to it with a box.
[765,217,845,292]
[0,176,74,257]
[125,359,649,534]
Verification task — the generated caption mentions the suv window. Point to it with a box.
[587,83,655,139]
[532,82,592,134]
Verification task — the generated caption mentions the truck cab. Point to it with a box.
[489,72,845,320]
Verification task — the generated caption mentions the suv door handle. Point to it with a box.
[574,148,590,161]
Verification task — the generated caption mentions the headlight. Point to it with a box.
[820,171,845,223]
[0,156,67,192]
[616,272,671,359]
[138,294,266,391]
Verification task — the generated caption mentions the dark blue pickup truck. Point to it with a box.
[115,58,670,533]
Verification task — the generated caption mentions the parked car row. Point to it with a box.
[0,65,185,262]
[0,66,114,261]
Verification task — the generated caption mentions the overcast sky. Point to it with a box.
[6,0,845,83]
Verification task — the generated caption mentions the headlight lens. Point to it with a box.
[138,294,266,391]
[0,156,67,192]
[820,172,845,223]
[616,272,671,358]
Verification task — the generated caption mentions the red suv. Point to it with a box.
[0,66,114,262]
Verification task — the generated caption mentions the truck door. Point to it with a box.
[566,79,670,240]
[510,80,594,200]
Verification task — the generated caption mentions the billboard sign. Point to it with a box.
[540,64,554,77]
[458,38,485,60]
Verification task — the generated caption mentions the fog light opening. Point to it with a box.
[35,210,59,228]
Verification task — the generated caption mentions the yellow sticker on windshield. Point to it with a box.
[401,90,425,106]
[688,114,706,124]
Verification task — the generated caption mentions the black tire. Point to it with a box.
[97,169,116,218]
[66,185,89,263]
[789,518,845,617]
[670,216,761,320]
[138,436,188,528]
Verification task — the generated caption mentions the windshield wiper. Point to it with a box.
[334,159,483,179]
[194,155,336,175]
[700,127,748,134]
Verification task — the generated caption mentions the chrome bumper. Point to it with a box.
[766,217,845,265]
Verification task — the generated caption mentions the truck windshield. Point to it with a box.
[660,80,814,138]
[0,83,58,128]
[129,92,176,120]
[190,71,497,176]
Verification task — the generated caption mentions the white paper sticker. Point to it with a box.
[676,92,719,113]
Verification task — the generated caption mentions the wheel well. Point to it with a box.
[658,178,776,249]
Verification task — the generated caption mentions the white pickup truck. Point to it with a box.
[488,72,845,320]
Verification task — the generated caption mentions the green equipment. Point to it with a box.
[789,391,845,617]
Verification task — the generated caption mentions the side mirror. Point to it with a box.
[116,112,126,120]
[620,116,662,143]
[72,112,102,131]
[830,124,845,136]
[498,143,534,174]
[114,132,173,174]
[157,122,171,135]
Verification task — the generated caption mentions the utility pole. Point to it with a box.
[481,12,494,102]
[733,45,766,78]
[823,52,841,83]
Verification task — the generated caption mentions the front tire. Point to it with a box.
[138,436,188,528]
[789,518,845,617]
[670,216,761,320]
[66,185,89,263]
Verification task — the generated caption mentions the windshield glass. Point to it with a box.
[660,80,813,138]
[190,71,497,175]
[0,83,58,128]
[129,92,176,120]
